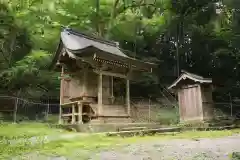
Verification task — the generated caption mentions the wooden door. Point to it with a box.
[179,84,203,121]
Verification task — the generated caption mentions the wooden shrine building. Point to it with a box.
[51,28,155,124]
[168,70,214,122]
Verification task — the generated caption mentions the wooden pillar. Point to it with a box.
[72,104,76,124]
[111,76,114,97]
[60,66,64,105]
[98,71,103,116]
[110,76,114,104]
[126,79,130,116]
[198,84,204,121]
[78,102,83,124]
[59,66,64,124]
[82,67,88,96]
[59,106,62,124]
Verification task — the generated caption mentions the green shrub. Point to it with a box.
[231,152,240,160]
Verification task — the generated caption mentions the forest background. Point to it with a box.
[1,0,240,104]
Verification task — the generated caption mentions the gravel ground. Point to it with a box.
[90,135,240,160]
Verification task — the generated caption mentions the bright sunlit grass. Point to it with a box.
[0,122,65,139]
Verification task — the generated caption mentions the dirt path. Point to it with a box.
[90,135,240,160]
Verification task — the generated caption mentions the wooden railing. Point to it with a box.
[60,101,81,124]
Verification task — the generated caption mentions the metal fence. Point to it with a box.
[211,102,240,119]
[130,97,179,124]
[0,95,239,124]
[0,95,60,123]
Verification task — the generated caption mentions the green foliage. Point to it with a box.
[1,0,240,102]
[231,152,240,160]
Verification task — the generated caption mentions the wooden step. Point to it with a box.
[106,127,181,137]
[118,127,147,132]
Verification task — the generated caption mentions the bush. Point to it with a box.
[231,152,240,160]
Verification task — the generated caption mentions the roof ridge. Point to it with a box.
[63,28,119,48]
[168,71,212,90]
[181,70,207,79]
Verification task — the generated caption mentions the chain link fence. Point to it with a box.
[130,97,179,124]
[212,102,240,120]
[0,95,59,123]
[0,95,239,124]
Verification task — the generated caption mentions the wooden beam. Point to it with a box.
[110,76,114,104]
[60,66,64,105]
[62,113,80,117]
[111,76,114,97]
[59,66,64,124]
[61,101,79,107]
[93,55,129,68]
[59,105,63,124]
[126,79,130,116]
[98,70,103,116]
[93,69,127,79]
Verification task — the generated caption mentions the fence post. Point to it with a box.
[13,97,18,123]
[148,96,151,122]
[45,98,49,121]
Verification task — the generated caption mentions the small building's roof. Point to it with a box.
[168,70,212,90]
[51,28,156,71]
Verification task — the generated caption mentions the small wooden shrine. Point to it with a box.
[168,70,214,122]
[51,28,155,124]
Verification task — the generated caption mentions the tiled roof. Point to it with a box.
[50,28,156,71]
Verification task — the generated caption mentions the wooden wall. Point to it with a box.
[86,71,98,97]
[177,83,214,122]
[61,75,83,104]
[60,69,111,105]
[201,85,214,120]
[102,75,111,104]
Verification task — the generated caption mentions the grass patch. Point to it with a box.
[2,128,240,159]
[0,122,239,159]
[0,122,65,139]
